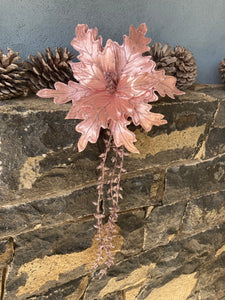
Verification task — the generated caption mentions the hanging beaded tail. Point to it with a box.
[91,131,128,277]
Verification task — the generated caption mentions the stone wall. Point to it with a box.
[0,85,225,299]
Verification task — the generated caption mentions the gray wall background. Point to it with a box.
[1,0,225,83]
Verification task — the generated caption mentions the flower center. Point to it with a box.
[104,72,118,94]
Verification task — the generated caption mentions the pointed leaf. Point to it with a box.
[132,102,167,131]
[133,70,184,99]
[110,119,139,153]
[71,24,103,63]
[123,23,151,56]
[37,81,91,104]
[154,72,185,98]
[65,91,135,152]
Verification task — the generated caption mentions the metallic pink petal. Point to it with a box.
[110,119,139,153]
[65,91,136,152]
[122,55,155,75]
[113,42,127,76]
[133,70,184,99]
[116,76,134,98]
[98,39,116,73]
[142,89,158,103]
[117,54,156,99]
[76,112,108,152]
[132,102,167,131]
[123,23,151,57]
[70,62,106,90]
[66,91,132,121]
[37,81,90,104]
[133,72,162,91]
[152,71,185,98]
[71,24,103,63]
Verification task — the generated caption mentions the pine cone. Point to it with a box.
[143,42,177,76]
[0,48,28,100]
[23,47,75,93]
[218,58,225,85]
[173,46,197,90]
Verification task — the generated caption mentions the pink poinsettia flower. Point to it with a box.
[37,23,183,153]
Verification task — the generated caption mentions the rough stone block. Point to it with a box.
[143,201,186,250]
[164,154,225,204]
[205,127,225,157]
[180,189,225,237]
[204,99,225,158]
[195,86,225,159]
[0,96,78,198]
